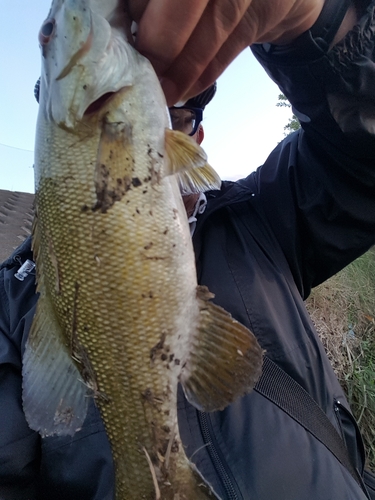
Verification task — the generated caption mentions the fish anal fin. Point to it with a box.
[22,290,88,437]
[180,286,263,412]
[164,128,221,194]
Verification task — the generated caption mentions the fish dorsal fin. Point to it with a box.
[23,221,88,437]
[164,128,221,194]
[179,286,263,412]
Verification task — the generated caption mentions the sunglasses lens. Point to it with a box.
[170,109,198,135]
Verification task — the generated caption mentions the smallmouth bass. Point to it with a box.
[22,0,263,498]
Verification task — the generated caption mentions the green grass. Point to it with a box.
[306,248,375,471]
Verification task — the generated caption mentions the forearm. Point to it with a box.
[250,0,375,291]
[269,0,359,46]
[252,0,375,165]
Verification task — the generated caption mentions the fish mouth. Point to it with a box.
[84,92,116,115]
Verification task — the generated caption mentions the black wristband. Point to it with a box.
[310,0,351,46]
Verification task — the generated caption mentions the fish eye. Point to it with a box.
[39,19,55,45]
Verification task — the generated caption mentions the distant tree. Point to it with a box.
[276,93,300,136]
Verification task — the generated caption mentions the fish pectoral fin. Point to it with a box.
[164,128,221,194]
[179,286,263,412]
[22,292,88,437]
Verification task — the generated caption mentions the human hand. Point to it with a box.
[127,0,324,105]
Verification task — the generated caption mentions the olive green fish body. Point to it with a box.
[34,82,206,498]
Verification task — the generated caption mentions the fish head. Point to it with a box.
[38,0,138,129]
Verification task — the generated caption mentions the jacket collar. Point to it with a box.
[192,176,256,265]
[0,236,33,271]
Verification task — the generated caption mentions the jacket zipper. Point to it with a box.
[333,400,345,441]
[334,399,370,499]
[334,399,366,465]
[198,411,240,500]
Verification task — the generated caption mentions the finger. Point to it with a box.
[135,0,210,76]
[159,0,253,104]
[184,11,258,100]
[125,0,149,22]
[160,0,323,104]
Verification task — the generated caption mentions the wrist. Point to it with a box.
[264,0,325,45]
[268,0,356,47]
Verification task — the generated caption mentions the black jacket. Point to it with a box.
[1,2,375,499]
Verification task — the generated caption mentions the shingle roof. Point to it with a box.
[0,190,34,262]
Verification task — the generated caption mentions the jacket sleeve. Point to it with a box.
[0,251,41,499]
[248,0,375,298]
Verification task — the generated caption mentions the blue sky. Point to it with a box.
[0,0,291,194]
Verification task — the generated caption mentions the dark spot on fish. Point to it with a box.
[144,242,153,250]
[149,210,153,216]
[81,204,89,212]
[83,84,87,90]
[174,359,180,366]
[54,405,74,427]
[142,254,166,261]
[172,209,178,220]
[93,163,132,213]
[162,425,170,433]
[142,388,154,403]
[169,354,174,362]
[143,176,152,182]
[142,190,148,194]
[158,152,164,158]
[131,177,142,187]
[150,332,166,361]
[147,148,152,155]
[149,291,153,298]
[163,228,169,235]
[136,208,140,214]
[161,353,168,361]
